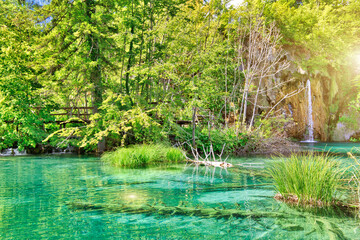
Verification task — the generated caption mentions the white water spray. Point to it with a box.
[305,79,315,142]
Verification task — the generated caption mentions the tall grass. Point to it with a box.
[347,152,360,204]
[268,152,345,206]
[102,144,185,168]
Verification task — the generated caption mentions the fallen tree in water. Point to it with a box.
[68,201,351,239]
[68,201,286,219]
[184,143,233,168]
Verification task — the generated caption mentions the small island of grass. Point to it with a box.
[102,144,185,168]
[268,152,345,207]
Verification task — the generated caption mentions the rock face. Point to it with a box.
[332,123,357,142]
[281,75,330,141]
[268,47,358,141]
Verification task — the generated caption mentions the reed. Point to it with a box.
[268,152,345,206]
[347,152,360,205]
[102,144,184,168]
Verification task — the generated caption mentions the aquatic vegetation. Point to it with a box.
[68,201,286,219]
[347,152,360,205]
[268,152,345,206]
[102,144,184,168]
[68,200,351,239]
[166,147,185,163]
[4,149,360,239]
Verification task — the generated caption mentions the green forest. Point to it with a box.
[1,0,360,154]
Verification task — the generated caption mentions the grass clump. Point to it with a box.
[102,144,185,168]
[268,152,345,206]
[347,152,360,205]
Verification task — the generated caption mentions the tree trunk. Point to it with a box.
[125,24,135,105]
[86,0,105,153]
[249,78,263,130]
[192,106,197,148]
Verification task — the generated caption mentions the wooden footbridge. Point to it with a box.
[48,107,197,126]
[5,106,203,128]
[49,107,93,124]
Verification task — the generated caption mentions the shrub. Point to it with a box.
[102,144,185,168]
[267,152,345,206]
[173,125,249,154]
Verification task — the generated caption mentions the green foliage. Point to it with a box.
[255,113,291,138]
[343,92,360,135]
[338,115,359,131]
[42,119,85,150]
[350,137,360,143]
[102,144,185,168]
[78,92,166,149]
[1,0,360,152]
[0,1,53,150]
[347,152,360,204]
[268,152,345,206]
[174,125,249,154]
[265,0,360,134]
[166,147,185,163]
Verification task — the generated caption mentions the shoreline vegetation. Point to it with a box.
[2,0,360,237]
[268,152,345,207]
[101,133,300,168]
[101,142,360,212]
[268,152,360,212]
[2,0,360,155]
[1,126,302,157]
[101,144,185,168]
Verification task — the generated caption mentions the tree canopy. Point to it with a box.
[1,0,360,152]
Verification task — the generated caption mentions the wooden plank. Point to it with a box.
[50,113,91,116]
[4,120,91,124]
[55,120,90,124]
[34,107,94,110]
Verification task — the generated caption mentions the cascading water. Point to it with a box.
[305,79,315,142]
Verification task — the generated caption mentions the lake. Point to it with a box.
[0,142,360,239]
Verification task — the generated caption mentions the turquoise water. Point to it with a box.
[300,142,360,155]
[0,152,360,239]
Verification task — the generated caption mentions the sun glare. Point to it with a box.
[356,54,360,65]
[229,0,243,7]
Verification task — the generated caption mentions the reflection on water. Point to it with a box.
[0,153,360,239]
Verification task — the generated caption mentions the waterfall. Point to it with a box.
[305,79,315,142]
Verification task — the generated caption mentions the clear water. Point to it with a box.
[1,153,360,239]
[301,142,360,155]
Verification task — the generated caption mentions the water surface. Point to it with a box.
[0,153,359,239]
[300,142,360,155]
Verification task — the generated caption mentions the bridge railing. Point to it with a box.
[49,107,94,121]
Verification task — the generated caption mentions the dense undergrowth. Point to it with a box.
[1,0,360,156]
[173,126,249,154]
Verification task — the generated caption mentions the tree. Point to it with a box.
[36,0,126,151]
[0,0,52,150]
[236,17,290,130]
[263,0,360,139]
